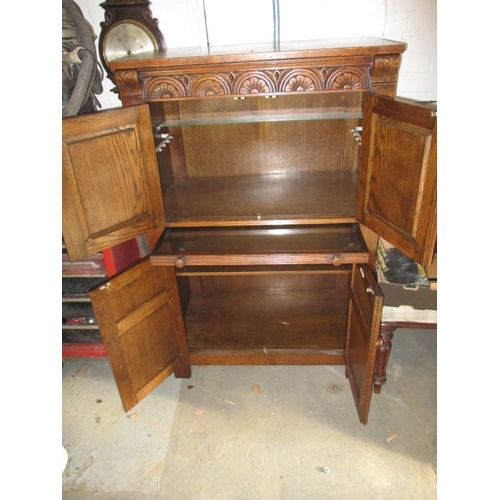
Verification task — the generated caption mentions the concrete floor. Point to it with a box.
[62,328,437,499]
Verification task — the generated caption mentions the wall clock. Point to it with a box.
[99,0,166,87]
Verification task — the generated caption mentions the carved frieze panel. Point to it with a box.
[137,64,375,100]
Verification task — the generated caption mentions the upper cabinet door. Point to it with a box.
[62,105,165,262]
[357,93,437,266]
[89,259,190,412]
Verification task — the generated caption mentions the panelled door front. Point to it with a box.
[357,93,437,266]
[89,259,190,412]
[62,104,165,262]
[345,263,383,424]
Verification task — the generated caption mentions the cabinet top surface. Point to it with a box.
[110,37,406,70]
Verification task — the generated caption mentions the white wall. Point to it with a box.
[76,0,436,110]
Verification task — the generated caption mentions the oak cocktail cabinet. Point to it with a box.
[62,38,436,424]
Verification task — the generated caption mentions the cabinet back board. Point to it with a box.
[163,93,363,178]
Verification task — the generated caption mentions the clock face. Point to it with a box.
[103,21,157,64]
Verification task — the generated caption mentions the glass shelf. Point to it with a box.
[155,224,366,257]
[158,110,363,128]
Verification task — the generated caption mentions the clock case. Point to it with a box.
[98,0,166,86]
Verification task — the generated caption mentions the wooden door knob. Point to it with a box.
[174,257,185,268]
[332,256,343,266]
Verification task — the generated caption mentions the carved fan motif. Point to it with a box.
[190,75,231,97]
[279,69,322,92]
[233,72,276,95]
[145,77,186,99]
[326,68,369,90]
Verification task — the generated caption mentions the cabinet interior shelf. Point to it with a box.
[178,268,350,364]
[164,172,358,225]
[183,289,348,357]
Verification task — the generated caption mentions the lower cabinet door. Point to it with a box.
[89,258,190,412]
[89,256,383,423]
[345,263,384,424]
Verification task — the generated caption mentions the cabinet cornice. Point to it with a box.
[111,38,405,105]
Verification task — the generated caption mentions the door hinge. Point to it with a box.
[155,133,174,153]
[351,126,362,146]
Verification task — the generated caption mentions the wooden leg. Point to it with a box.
[174,363,192,378]
[373,322,396,394]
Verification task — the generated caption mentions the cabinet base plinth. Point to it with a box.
[174,363,192,378]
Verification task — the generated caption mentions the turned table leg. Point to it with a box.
[373,322,396,394]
